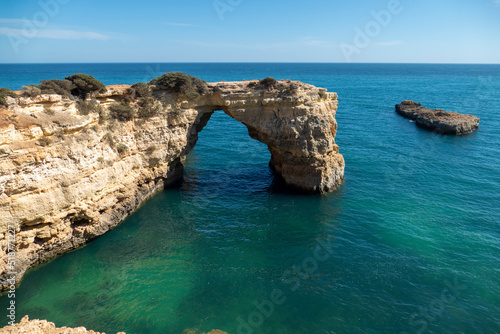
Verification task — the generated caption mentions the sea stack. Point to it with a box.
[395,100,479,135]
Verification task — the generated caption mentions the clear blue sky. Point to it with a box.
[1,0,499,63]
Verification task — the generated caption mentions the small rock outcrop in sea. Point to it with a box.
[395,100,479,134]
[0,74,344,290]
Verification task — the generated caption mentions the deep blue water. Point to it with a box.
[1,63,499,334]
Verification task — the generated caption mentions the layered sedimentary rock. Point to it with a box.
[396,100,479,134]
[0,316,125,334]
[213,82,344,193]
[0,80,344,290]
[0,315,227,334]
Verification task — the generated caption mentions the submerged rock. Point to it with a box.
[395,100,479,135]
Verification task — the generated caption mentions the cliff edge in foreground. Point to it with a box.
[0,74,344,290]
[396,100,479,135]
[0,315,228,334]
[0,316,125,334]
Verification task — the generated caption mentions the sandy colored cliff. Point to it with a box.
[0,79,344,290]
[0,315,228,334]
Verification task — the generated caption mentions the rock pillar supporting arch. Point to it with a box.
[200,81,345,194]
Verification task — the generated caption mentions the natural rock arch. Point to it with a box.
[177,81,345,194]
[0,79,344,289]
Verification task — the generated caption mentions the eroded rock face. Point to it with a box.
[212,82,344,193]
[0,315,228,334]
[395,100,480,135]
[0,80,344,290]
[0,315,125,333]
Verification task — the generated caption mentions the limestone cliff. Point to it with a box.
[0,79,344,290]
[0,315,228,334]
[0,315,125,334]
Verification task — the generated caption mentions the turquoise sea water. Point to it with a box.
[1,63,499,334]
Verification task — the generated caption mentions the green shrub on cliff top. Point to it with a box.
[259,77,278,90]
[150,72,208,99]
[22,85,42,97]
[0,88,17,107]
[37,79,75,97]
[130,82,152,98]
[65,73,107,99]
[21,75,104,99]
[1,88,19,97]
[0,96,7,108]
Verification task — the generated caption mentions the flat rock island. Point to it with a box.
[395,100,479,135]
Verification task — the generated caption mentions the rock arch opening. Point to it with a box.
[179,81,345,194]
[182,110,273,196]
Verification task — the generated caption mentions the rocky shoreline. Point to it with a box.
[0,76,344,291]
[0,315,228,334]
[395,100,479,134]
[0,316,125,334]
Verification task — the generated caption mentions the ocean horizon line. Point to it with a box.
[1,62,500,66]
